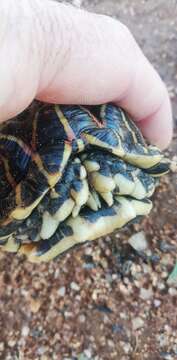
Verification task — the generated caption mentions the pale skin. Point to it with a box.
[0,0,173,149]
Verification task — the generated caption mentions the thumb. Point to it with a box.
[0,0,173,149]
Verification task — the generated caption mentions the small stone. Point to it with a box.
[8,340,16,347]
[157,334,168,347]
[70,282,80,291]
[132,317,144,330]
[29,298,42,313]
[128,231,148,252]
[82,263,95,270]
[57,286,66,297]
[37,346,48,355]
[170,157,177,172]
[54,269,60,278]
[159,353,173,360]
[140,287,153,300]
[157,282,166,290]
[78,314,86,323]
[119,341,132,354]
[0,343,4,352]
[112,324,124,334]
[41,356,50,360]
[108,339,115,348]
[159,240,176,253]
[168,287,177,296]
[84,247,92,255]
[78,354,89,360]
[120,312,128,320]
[84,349,92,358]
[21,325,30,337]
[64,311,73,318]
[154,299,161,307]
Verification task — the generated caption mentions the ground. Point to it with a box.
[0,1,177,359]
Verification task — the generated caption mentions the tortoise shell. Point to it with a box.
[0,103,169,262]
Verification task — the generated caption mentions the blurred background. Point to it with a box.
[0,1,177,359]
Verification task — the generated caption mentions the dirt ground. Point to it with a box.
[0,1,177,359]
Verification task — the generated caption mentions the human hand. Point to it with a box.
[0,0,173,149]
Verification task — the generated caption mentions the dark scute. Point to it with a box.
[102,103,124,131]
[59,105,96,135]
[0,192,16,221]
[36,106,67,148]
[39,142,66,173]
[60,223,74,237]
[36,223,73,256]
[0,219,21,237]
[48,191,70,215]
[80,204,116,223]
[18,208,42,234]
[0,162,13,198]
[20,162,48,206]
[103,103,145,145]
[85,128,119,148]
[0,112,33,145]
[0,138,31,173]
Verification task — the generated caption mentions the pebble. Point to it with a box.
[132,317,144,330]
[120,312,129,320]
[37,346,48,355]
[112,324,124,334]
[8,340,16,348]
[41,356,50,360]
[29,297,42,313]
[128,231,148,252]
[82,263,95,270]
[21,325,30,337]
[70,282,80,291]
[140,287,153,300]
[157,282,166,291]
[159,353,173,360]
[78,354,89,360]
[57,286,66,297]
[159,240,176,253]
[154,299,161,307]
[0,343,4,352]
[168,287,177,296]
[84,349,92,358]
[78,314,86,323]
[107,339,115,348]
[119,341,132,354]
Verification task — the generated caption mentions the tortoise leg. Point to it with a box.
[82,151,156,207]
[39,157,88,239]
[19,197,152,263]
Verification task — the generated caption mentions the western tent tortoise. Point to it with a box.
[0,103,170,262]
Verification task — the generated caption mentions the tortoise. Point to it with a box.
[0,103,170,262]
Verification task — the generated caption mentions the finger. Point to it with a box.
[115,53,173,149]
[0,0,173,149]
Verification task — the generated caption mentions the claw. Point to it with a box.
[86,192,98,211]
[90,171,115,193]
[100,191,114,207]
[71,179,89,217]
